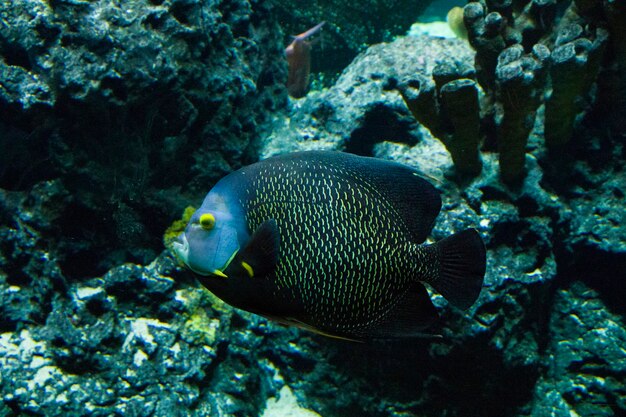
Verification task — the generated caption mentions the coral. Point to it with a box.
[480,0,618,177]
[400,60,483,176]
[447,6,468,40]
[162,205,196,256]
[544,26,608,147]
[400,0,622,182]
[399,77,441,140]
[495,44,550,182]
[463,2,507,92]
[600,0,626,131]
[439,79,482,175]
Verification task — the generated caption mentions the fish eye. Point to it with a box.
[199,213,216,230]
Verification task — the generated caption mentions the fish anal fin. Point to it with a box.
[366,283,439,340]
[283,317,364,343]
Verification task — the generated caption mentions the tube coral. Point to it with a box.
[400,61,482,177]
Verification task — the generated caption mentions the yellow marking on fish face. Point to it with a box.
[199,213,216,230]
[241,261,254,278]
[209,249,240,279]
[224,249,239,268]
[211,269,228,278]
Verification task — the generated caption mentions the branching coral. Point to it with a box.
[400,0,621,183]
[495,43,549,182]
[544,26,608,147]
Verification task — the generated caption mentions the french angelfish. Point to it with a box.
[285,22,325,98]
[173,151,486,342]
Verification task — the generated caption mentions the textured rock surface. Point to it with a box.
[271,0,436,81]
[0,0,288,279]
[262,36,475,158]
[532,282,626,416]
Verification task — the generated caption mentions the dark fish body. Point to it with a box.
[174,151,486,341]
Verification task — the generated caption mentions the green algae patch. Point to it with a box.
[163,206,195,257]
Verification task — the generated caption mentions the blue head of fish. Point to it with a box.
[173,188,249,277]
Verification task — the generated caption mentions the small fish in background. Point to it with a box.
[285,21,325,98]
[447,6,468,40]
[173,151,486,342]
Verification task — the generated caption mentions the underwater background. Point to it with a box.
[0,0,625,415]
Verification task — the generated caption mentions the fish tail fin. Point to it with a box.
[428,229,486,310]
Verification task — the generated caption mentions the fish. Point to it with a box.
[285,22,325,98]
[173,151,486,342]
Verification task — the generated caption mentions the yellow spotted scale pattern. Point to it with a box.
[236,153,440,338]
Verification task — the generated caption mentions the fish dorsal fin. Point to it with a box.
[234,219,280,278]
[342,153,442,243]
[244,151,441,243]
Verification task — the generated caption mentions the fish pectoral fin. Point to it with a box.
[235,219,280,278]
[211,269,228,278]
[366,283,440,340]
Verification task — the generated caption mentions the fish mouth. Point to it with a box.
[172,234,190,263]
[173,233,232,278]
[172,233,237,279]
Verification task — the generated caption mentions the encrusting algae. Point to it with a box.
[164,206,196,263]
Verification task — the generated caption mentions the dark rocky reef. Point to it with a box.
[0,0,287,279]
